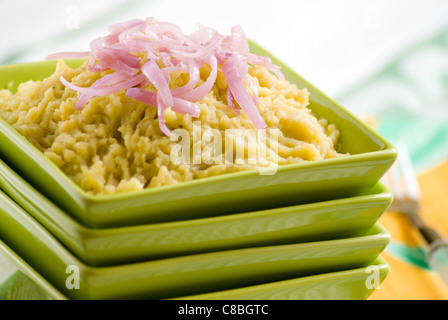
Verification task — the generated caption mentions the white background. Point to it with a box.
[1,0,448,102]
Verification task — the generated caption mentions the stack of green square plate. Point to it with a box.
[0,43,397,300]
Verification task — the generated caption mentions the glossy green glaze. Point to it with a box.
[0,188,390,300]
[0,42,397,228]
[0,235,388,300]
[175,256,389,300]
[0,158,391,266]
[0,240,67,300]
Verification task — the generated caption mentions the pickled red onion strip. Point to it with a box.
[247,77,259,106]
[173,55,218,102]
[223,55,267,129]
[226,88,241,116]
[75,72,135,110]
[45,51,89,60]
[247,54,284,80]
[170,63,200,97]
[156,95,170,136]
[141,60,173,108]
[60,73,146,97]
[126,87,157,107]
[171,98,200,117]
[93,48,140,75]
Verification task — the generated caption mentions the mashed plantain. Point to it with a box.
[0,60,345,195]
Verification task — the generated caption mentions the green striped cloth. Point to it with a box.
[338,25,448,172]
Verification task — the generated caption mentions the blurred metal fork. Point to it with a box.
[383,142,448,286]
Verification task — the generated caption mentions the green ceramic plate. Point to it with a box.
[0,157,392,266]
[0,239,388,300]
[0,236,388,300]
[0,42,397,228]
[175,256,389,300]
[0,187,390,300]
[0,240,67,300]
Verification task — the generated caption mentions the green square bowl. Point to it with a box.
[174,256,389,300]
[0,236,388,300]
[0,240,66,300]
[0,42,397,228]
[0,157,392,266]
[0,186,390,300]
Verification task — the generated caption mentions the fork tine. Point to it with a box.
[396,142,421,203]
[389,161,404,201]
[382,161,403,212]
[381,141,420,213]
